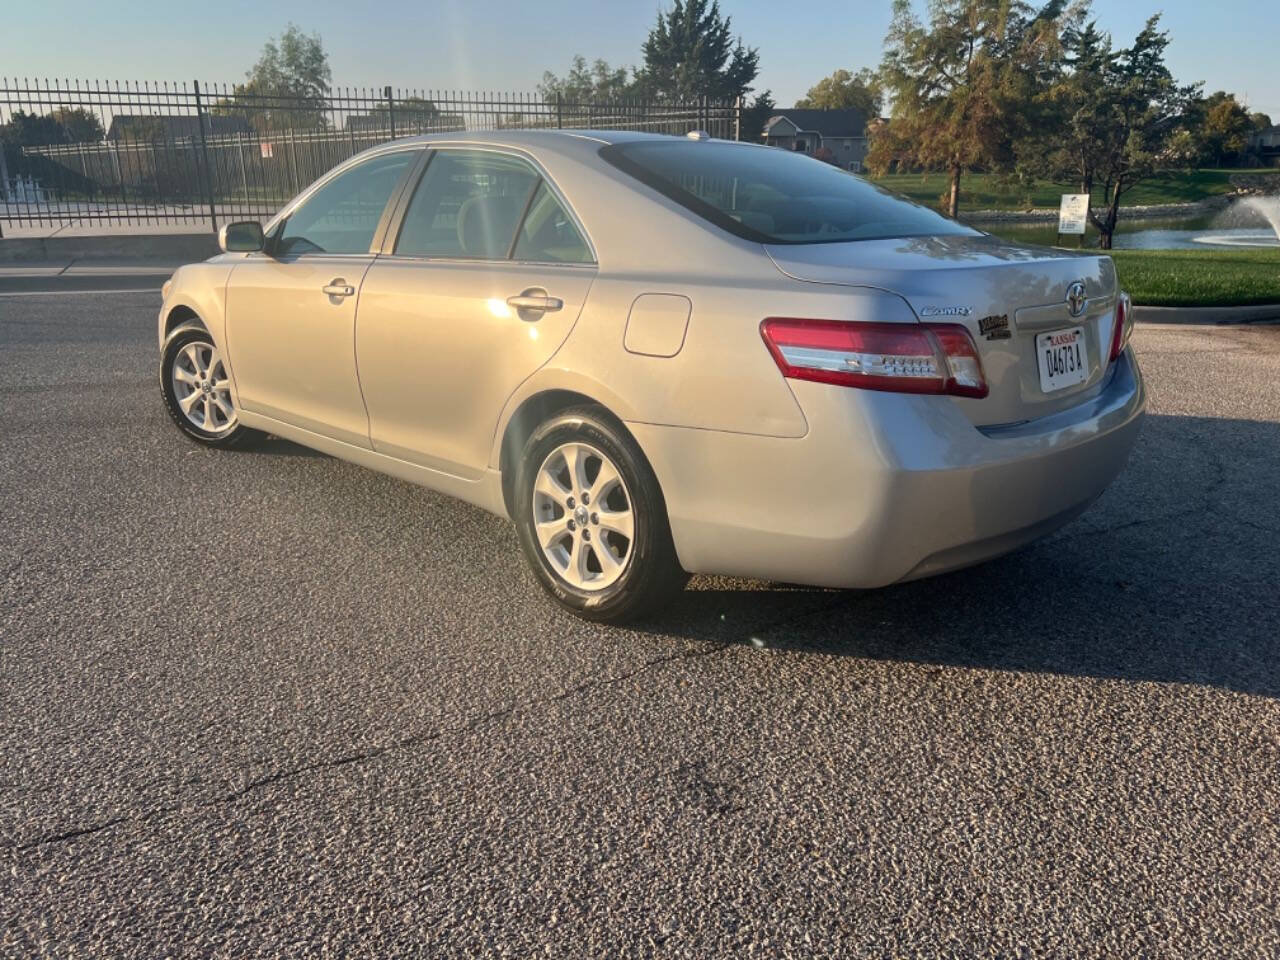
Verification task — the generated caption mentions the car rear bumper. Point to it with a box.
[629,348,1145,588]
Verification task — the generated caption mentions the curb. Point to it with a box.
[1134,304,1280,325]
[0,233,217,264]
[964,196,1233,224]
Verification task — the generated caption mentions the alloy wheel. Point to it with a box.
[531,441,634,591]
[171,341,237,434]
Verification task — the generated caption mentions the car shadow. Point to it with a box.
[652,413,1280,700]
[253,435,331,458]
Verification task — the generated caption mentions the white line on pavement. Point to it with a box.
[0,288,158,297]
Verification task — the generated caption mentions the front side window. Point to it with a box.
[395,150,539,259]
[277,151,415,256]
[601,140,979,245]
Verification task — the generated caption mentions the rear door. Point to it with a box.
[355,148,596,478]
[224,148,420,447]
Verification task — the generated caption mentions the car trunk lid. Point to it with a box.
[765,234,1119,427]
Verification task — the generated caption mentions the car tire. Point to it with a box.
[160,325,259,449]
[514,405,688,622]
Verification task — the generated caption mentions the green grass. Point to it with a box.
[1108,248,1280,307]
[870,168,1280,213]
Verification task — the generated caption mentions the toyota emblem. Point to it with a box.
[1066,281,1087,318]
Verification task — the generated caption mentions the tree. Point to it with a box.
[1188,91,1254,166]
[1021,13,1199,248]
[868,0,1060,218]
[49,107,104,142]
[795,68,883,116]
[538,56,633,102]
[368,97,443,134]
[741,89,775,141]
[0,107,103,146]
[0,110,61,147]
[219,24,332,130]
[634,0,759,102]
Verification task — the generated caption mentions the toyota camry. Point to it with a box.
[158,130,1144,622]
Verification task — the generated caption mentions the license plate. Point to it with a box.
[1036,326,1088,393]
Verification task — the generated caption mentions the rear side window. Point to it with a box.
[395,150,538,259]
[512,182,592,264]
[600,140,979,245]
[277,151,414,256]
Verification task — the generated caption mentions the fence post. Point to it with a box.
[556,92,562,129]
[76,142,90,203]
[192,79,218,232]
[287,127,299,194]
[111,140,128,222]
[385,85,396,139]
[734,95,742,141]
[152,140,165,212]
[0,142,7,235]
[236,132,248,203]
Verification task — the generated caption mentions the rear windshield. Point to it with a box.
[600,140,980,245]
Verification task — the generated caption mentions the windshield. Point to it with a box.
[600,140,980,245]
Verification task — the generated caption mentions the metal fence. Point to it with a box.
[0,79,743,231]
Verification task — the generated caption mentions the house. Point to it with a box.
[343,111,465,135]
[1250,124,1280,165]
[762,108,869,171]
[106,114,251,141]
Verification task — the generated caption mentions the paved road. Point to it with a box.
[0,265,175,296]
[2,289,1278,958]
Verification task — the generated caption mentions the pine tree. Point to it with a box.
[635,0,759,103]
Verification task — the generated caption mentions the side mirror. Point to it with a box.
[219,221,265,253]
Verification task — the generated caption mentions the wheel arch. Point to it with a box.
[159,301,211,355]
[163,303,205,339]
[497,389,649,521]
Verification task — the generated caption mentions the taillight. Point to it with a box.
[760,318,988,399]
[1109,293,1132,363]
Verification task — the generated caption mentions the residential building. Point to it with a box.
[762,108,869,171]
[1249,124,1280,166]
[106,114,251,141]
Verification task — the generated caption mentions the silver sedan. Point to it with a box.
[158,130,1144,621]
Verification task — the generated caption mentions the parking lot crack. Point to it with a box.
[18,815,134,848]
[12,599,851,852]
[1057,441,1232,542]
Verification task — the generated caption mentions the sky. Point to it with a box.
[3,0,1277,120]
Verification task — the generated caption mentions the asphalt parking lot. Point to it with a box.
[2,289,1278,958]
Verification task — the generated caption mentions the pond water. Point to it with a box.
[981,197,1280,250]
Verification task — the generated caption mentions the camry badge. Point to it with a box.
[1066,281,1087,318]
[919,305,973,318]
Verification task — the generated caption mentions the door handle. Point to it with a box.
[322,279,355,298]
[506,290,563,320]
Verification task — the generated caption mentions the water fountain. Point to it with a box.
[1191,195,1280,248]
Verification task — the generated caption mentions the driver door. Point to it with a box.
[225,148,421,448]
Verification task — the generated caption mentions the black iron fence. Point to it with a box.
[0,79,742,231]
